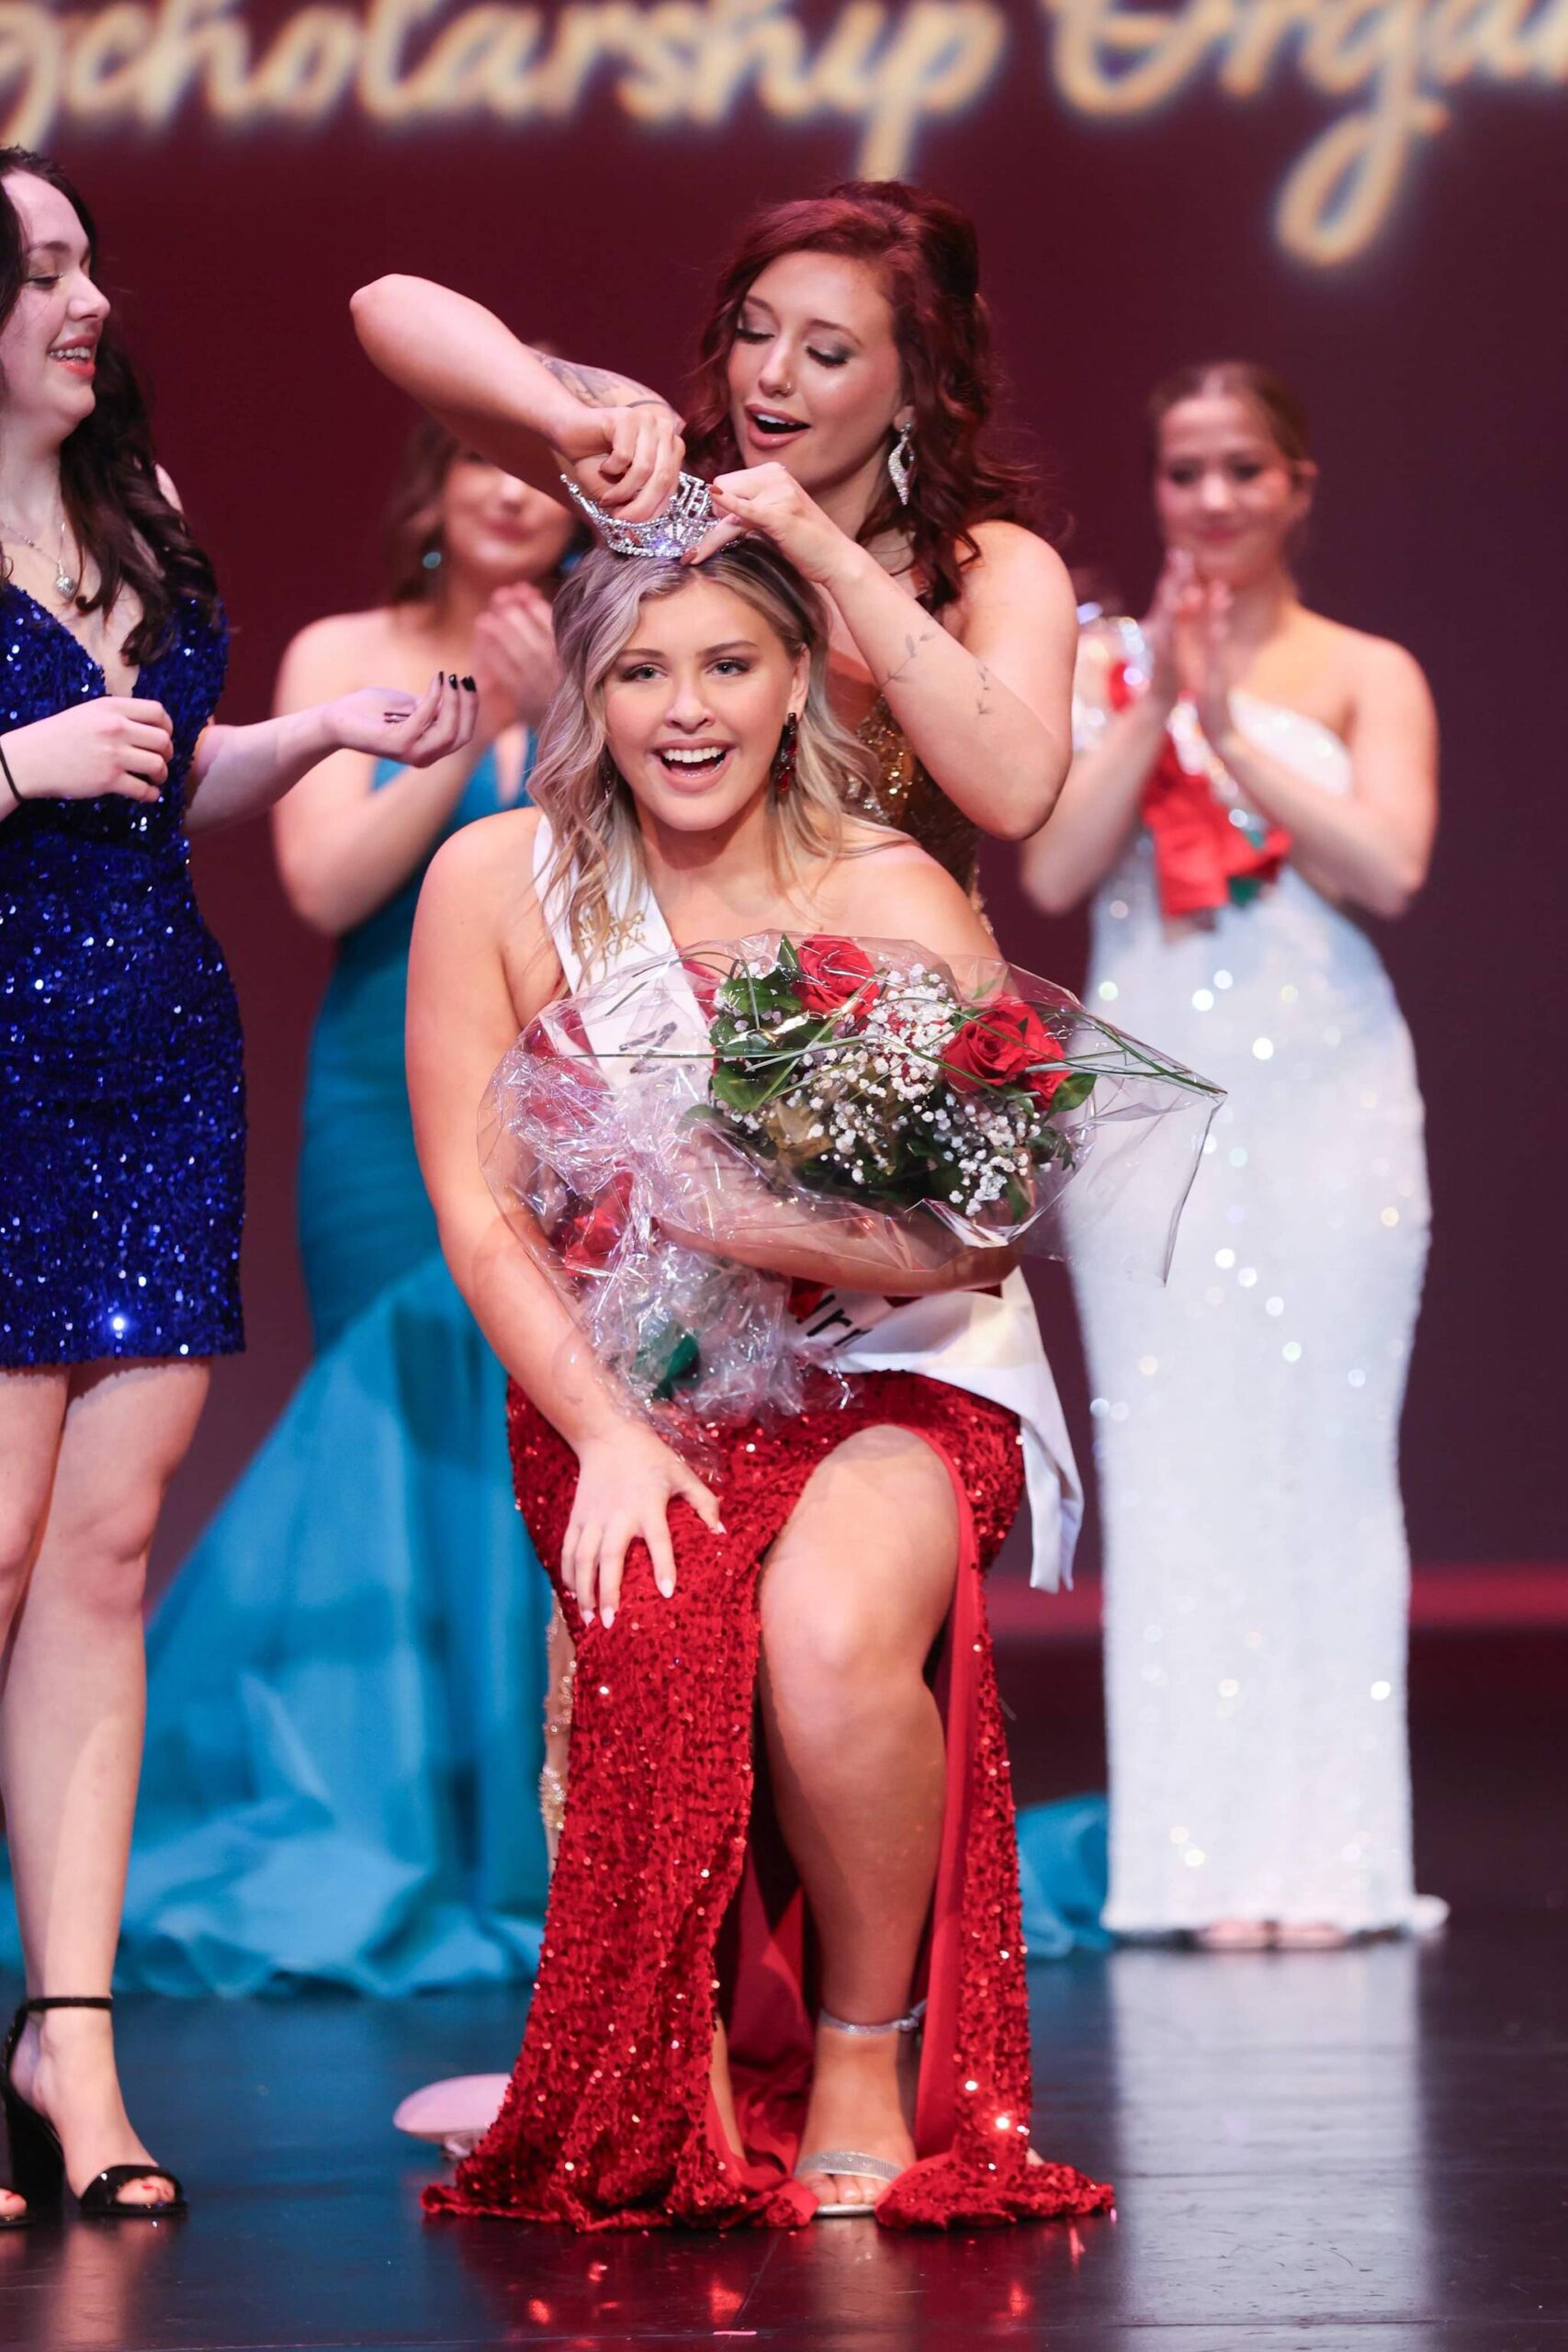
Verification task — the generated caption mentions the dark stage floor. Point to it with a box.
[3,1625,1564,2352]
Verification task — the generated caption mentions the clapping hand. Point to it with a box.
[472,582,558,734]
[1143,550,1203,715]
[1189,580,1240,750]
[1144,552,1240,746]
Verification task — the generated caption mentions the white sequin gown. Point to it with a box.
[1075,652,1445,1934]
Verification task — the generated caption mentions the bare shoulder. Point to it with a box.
[951,522,1074,658]
[829,831,992,960]
[1314,616,1435,739]
[1303,608,1428,696]
[962,520,1072,600]
[423,805,543,914]
[1349,627,1431,704]
[281,605,406,673]
[274,604,423,709]
[428,806,563,999]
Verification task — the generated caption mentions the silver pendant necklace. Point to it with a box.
[3,510,79,602]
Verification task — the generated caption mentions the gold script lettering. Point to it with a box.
[0,0,1004,174]
[0,0,1559,266]
[1039,0,1567,264]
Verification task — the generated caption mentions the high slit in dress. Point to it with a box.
[424,820,1110,2232]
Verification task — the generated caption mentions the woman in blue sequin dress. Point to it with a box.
[119,426,579,1996]
[0,150,473,2223]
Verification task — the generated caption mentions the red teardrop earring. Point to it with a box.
[773,711,800,796]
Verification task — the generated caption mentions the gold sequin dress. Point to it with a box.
[851,695,980,896]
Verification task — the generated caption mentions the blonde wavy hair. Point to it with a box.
[530,539,877,978]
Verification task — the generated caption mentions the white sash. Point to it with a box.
[530,819,1082,1588]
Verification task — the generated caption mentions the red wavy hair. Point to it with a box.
[682,180,1033,616]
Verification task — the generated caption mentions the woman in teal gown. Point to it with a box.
[112,426,581,1994]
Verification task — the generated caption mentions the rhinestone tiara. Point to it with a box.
[560,470,716,560]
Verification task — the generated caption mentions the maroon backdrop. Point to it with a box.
[46,36,1558,1577]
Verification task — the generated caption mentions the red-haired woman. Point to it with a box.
[352,179,1077,891]
[1022,363,1443,1949]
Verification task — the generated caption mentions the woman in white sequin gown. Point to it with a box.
[1023,364,1445,1943]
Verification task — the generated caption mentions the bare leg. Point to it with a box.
[539,1600,575,1871]
[1192,1922,1352,1950]
[2,1359,209,2206]
[0,1366,69,2222]
[1194,1921,1274,1951]
[751,1427,961,2211]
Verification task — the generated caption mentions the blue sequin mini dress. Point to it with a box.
[0,584,241,1366]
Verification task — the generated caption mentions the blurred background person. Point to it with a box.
[1021,362,1444,1949]
[118,427,580,1996]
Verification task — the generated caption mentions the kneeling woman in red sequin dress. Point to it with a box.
[405,536,1111,2232]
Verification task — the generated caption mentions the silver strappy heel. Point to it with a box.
[795,2000,926,2219]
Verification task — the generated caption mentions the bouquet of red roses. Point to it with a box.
[482,935,1220,1440]
[700,935,1095,1241]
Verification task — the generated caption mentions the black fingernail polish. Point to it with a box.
[461,675,476,691]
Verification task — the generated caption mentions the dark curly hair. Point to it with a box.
[682,179,1034,616]
[0,146,220,662]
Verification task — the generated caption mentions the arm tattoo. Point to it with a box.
[975,660,996,720]
[877,627,938,692]
[528,348,670,414]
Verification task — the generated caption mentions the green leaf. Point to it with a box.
[710,1066,768,1114]
[1050,1071,1097,1114]
[633,1317,702,1401]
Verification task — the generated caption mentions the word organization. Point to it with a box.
[0,0,1557,264]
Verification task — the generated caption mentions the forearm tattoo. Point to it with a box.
[975,660,996,719]
[528,348,670,414]
[877,626,939,692]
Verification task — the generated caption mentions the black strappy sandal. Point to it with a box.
[1,1996,186,2222]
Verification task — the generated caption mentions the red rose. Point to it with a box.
[942,997,1067,1103]
[1025,1031,1069,1108]
[796,936,879,1017]
[558,1172,633,1275]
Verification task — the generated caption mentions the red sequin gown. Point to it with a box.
[424,1372,1111,2232]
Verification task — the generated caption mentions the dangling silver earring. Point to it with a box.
[887,424,915,508]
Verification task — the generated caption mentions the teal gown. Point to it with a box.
[107,750,553,1994]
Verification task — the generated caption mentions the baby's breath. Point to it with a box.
[708,952,1073,1228]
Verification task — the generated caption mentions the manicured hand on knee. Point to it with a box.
[563,1426,722,1628]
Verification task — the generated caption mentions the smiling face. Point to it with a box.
[1154,393,1314,587]
[599,576,806,836]
[437,455,576,593]
[725,250,910,498]
[0,171,110,450]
